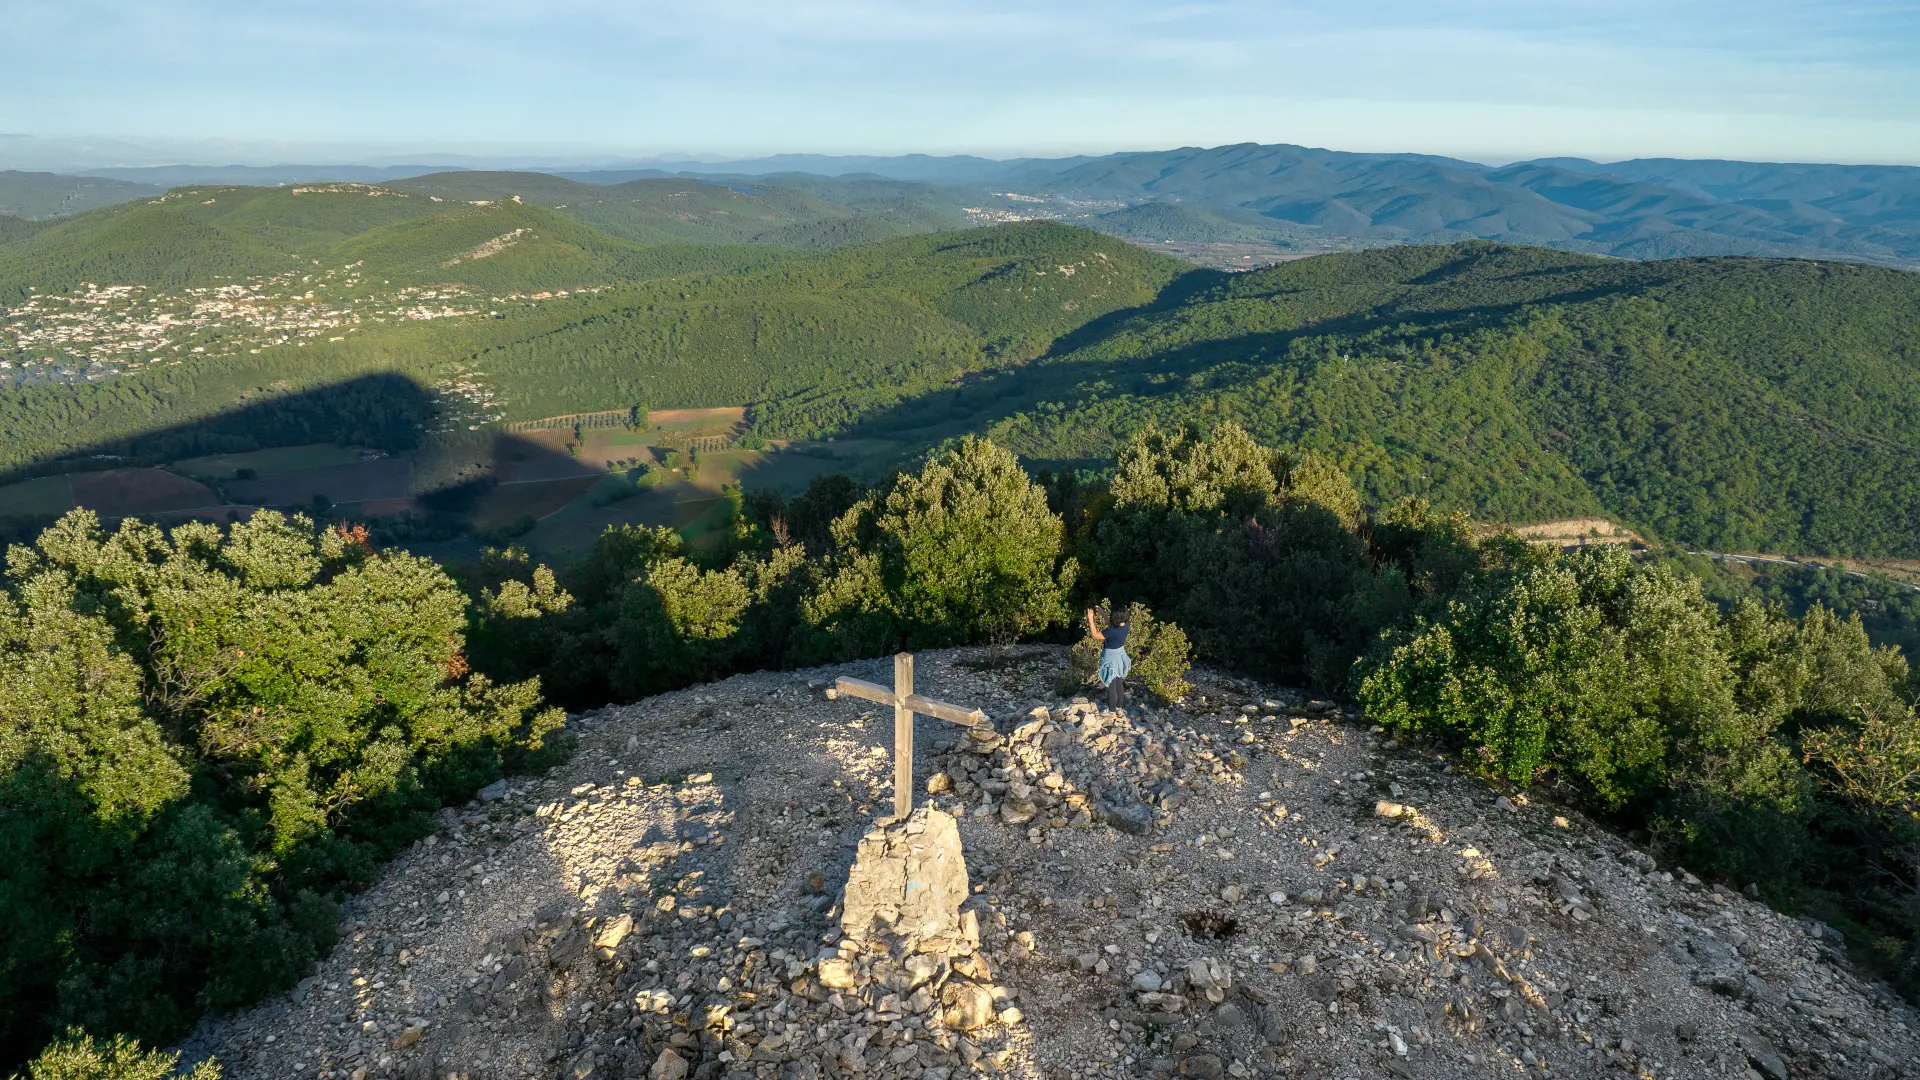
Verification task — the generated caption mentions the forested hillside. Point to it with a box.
[0,170,163,220]
[0,182,806,302]
[969,243,1920,554]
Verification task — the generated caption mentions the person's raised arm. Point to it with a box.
[1086,608,1101,639]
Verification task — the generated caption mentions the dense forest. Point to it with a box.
[974,243,1920,555]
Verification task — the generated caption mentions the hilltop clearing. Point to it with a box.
[179,648,1920,1080]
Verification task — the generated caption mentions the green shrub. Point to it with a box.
[613,557,754,696]
[1353,541,1910,895]
[1093,422,1402,690]
[1064,600,1193,704]
[808,437,1074,654]
[10,1030,219,1080]
[0,511,562,1070]
[1356,546,1811,806]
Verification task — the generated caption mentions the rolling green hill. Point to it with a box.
[953,243,1920,554]
[461,222,1189,428]
[0,183,443,300]
[0,173,978,305]
[389,171,962,249]
[326,200,776,290]
[0,170,164,220]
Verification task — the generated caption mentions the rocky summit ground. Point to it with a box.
[179,646,1920,1080]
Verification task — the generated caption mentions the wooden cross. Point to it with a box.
[826,652,989,820]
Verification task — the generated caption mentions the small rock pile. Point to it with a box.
[932,699,1205,838]
[177,648,1920,1080]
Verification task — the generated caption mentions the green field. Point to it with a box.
[0,474,72,518]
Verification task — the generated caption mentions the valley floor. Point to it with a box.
[178,648,1919,1080]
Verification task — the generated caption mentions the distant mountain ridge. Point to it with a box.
[7,143,1920,265]
[0,169,164,220]
[658,144,1920,266]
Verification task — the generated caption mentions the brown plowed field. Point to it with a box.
[647,406,745,428]
[469,477,599,530]
[69,469,219,516]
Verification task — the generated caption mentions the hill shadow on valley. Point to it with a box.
[0,373,459,532]
[0,372,437,489]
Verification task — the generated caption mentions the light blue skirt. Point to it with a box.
[1099,647,1131,686]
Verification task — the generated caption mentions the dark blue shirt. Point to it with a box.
[1102,624,1129,651]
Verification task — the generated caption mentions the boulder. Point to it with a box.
[647,1048,688,1080]
[591,913,632,958]
[942,982,996,1030]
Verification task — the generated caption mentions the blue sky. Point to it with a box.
[6,0,1920,165]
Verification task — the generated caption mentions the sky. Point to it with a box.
[5,0,1920,167]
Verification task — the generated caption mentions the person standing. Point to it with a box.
[1087,607,1132,710]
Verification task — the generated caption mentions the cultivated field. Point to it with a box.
[469,476,601,531]
[70,469,219,517]
[174,444,369,481]
[0,407,899,558]
[227,458,413,508]
[0,474,74,519]
[646,406,745,431]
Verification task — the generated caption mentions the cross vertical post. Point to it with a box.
[825,653,988,821]
[893,652,914,821]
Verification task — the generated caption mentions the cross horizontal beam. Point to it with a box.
[827,656,990,821]
[828,676,989,728]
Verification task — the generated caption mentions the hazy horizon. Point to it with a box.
[6,1,1919,169]
[6,135,1920,178]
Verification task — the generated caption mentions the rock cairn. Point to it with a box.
[178,648,1920,1080]
[840,808,971,945]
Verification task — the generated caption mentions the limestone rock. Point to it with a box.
[647,1048,688,1080]
[591,913,632,957]
[816,956,859,989]
[942,982,996,1030]
[167,647,1920,1080]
